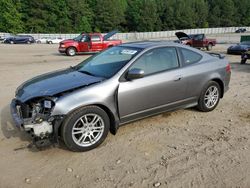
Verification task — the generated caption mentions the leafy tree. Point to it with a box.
[94,0,127,32]
[233,0,250,26]
[193,0,209,28]
[20,0,50,33]
[0,0,23,33]
[1,0,250,33]
[219,0,236,26]
[67,0,93,33]
[125,0,142,31]
[137,0,158,31]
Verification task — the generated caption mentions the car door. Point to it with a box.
[192,34,205,48]
[90,35,102,51]
[118,47,188,122]
[15,36,22,44]
[79,35,90,52]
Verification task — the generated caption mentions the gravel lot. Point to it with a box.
[0,43,250,188]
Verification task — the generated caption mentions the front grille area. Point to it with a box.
[17,101,31,119]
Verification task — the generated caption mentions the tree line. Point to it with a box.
[1,0,250,34]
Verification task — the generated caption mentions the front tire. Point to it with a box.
[197,81,221,112]
[66,47,76,56]
[61,106,110,152]
[241,59,246,64]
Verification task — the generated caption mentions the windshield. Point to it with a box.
[240,41,250,45]
[75,46,142,78]
[73,35,83,41]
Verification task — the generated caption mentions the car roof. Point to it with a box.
[120,41,183,49]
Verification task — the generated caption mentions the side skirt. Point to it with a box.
[119,98,197,126]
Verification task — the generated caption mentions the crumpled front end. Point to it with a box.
[10,97,64,147]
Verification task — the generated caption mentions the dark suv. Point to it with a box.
[4,35,35,44]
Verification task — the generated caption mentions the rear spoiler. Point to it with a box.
[207,52,225,59]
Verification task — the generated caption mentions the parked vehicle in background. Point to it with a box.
[3,35,35,44]
[36,37,50,44]
[241,51,250,64]
[227,41,250,55]
[47,37,64,44]
[59,30,122,56]
[11,41,231,152]
[235,28,247,33]
[175,32,216,51]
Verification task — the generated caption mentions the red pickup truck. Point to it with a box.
[175,32,216,51]
[59,30,122,56]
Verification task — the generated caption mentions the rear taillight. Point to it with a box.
[226,64,231,72]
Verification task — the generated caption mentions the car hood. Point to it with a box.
[16,68,105,102]
[103,30,118,41]
[175,32,191,40]
[229,44,249,50]
[60,39,74,43]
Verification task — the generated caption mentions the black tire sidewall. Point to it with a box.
[61,106,110,152]
[207,44,212,51]
[198,81,221,112]
[241,59,246,64]
[66,47,76,56]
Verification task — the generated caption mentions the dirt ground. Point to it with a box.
[0,43,250,188]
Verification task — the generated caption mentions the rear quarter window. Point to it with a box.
[91,35,101,42]
[179,48,202,65]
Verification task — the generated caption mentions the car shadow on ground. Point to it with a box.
[230,62,250,73]
[0,104,29,142]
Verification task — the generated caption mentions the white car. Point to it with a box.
[36,37,50,44]
[46,37,64,44]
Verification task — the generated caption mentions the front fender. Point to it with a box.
[51,79,119,119]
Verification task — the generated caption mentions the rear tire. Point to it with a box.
[61,106,110,152]
[66,47,76,56]
[206,43,212,51]
[197,81,221,112]
[241,59,246,64]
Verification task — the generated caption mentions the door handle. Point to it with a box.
[174,75,183,81]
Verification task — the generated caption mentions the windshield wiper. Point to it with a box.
[70,65,77,70]
[78,70,95,76]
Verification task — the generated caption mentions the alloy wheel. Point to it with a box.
[72,113,105,147]
[204,86,219,109]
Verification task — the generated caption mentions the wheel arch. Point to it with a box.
[67,46,78,52]
[94,104,118,135]
[208,42,214,46]
[57,103,118,137]
[211,78,224,98]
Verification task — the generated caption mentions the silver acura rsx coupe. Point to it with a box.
[11,41,231,152]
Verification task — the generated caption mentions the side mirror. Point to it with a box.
[126,68,144,80]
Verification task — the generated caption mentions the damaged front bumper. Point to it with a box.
[10,99,64,147]
[10,99,24,128]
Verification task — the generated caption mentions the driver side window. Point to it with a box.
[81,35,90,42]
[129,47,179,76]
